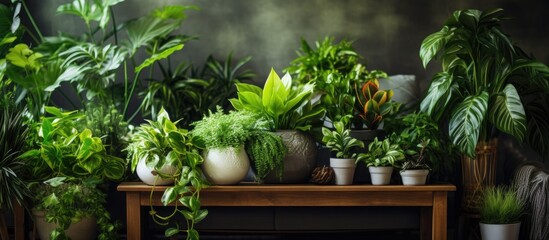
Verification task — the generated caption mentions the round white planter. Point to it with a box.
[203,146,250,185]
[329,158,356,185]
[480,222,521,240]
[33,209,97,240]
[136,158,177,185]
[369,166,393,185]
[400,169,429,186]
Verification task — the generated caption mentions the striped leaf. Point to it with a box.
[420,72,453,118]
[489,84,526,142]
[419,26,450,68]
[449,91,489,157]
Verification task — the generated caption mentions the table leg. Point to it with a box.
[126,192,141,240]
[432,191,448,240]
[14,202,25,240]
[420,207,432,240]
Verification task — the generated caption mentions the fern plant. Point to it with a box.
[245,131,287,182]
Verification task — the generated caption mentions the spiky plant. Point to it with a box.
[0,103,30,211]
[480,186,524,224]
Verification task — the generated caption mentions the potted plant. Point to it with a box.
[229,68,325,183]
[192,107,286,184]
[125,108,209,240]
[398,140,431,186]
[479,186,524,240]
[384,111,458,184]
[419,8,549,211]
[321,121,364,185]
[20,107,126,239]
[357,137,405,185]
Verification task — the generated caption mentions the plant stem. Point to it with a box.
[21,1,44,43]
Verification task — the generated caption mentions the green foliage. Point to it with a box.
[245,131,287,182]
[191,108,270,149]
[357,137,405,167]
[230,68,325,131]
[21,106,127,182]
[140,52,254,127]
[33,177,119,240]
[125,108,208,240]
[321,121,364,158]
[419,8,549,158]
[480,186,524,224]
[0,102,31,211]
[83,102,129,157]
[284,37,388,126]
[384,112,457,173]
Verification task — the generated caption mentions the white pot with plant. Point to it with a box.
[229,68,326,183]
[321,121,364,185]
[357,137,405,185]
[479,186,524,240]
[399,140,431,186]
[192,108,282,185]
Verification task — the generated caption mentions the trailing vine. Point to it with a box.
[245,131,287,182]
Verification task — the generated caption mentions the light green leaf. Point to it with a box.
[449,91,489,158]
[419,26,449,68]
[135,44,184,73]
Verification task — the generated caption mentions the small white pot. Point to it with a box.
[400,169,429,186]
[480,222,521,240]
[330,158,356,185]
[203,146,250,185]
[369,166,393,185]
[136,158,177,185]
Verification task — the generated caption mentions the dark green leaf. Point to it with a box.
[449,91,489,157]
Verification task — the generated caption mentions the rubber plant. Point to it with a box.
[419,8,549,158]
[125,108,208,240]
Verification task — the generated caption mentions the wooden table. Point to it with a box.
[117,182,455,240]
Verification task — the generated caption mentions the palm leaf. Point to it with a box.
[449,91,489,157]
[489,84,526,142]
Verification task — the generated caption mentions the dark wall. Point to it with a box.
[30,0,549,92]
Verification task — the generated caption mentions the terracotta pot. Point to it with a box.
[203,146,250,185]
[264,130,317,183]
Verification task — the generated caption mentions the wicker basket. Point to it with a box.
[461,139,498,213]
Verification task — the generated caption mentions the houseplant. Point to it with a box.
[321,121,364,185]
[357,137,405,185]
[229,68,325,183]
[192,107,286,184]
[419,8,549,211]
[21,107,126,239]
[479,185,524,240]
[125,108,209,240]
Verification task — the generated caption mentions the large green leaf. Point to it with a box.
[419,26,449,68]
[420,72,453,117]
[135,44,183,73]
[489,84,526,142]
[449,91,489,157]
[123,16,179,56]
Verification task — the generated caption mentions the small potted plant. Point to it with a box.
[192,107,286,184]
[21,107,125,239]
[321,121,364,185]
[479,186,524,240]
[399,140,431,185]
[229,68,325,183]
[357,137,405,185]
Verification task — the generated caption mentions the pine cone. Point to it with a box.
[311,166,335,185]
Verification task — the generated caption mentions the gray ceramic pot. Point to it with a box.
[263,130,317,183]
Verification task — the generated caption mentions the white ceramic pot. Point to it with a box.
[33,209,97,240]
[203,146,250,185]
[400,169,429,185]
[330,158,356,185]
[369,166,393,185]
[136,158,177,185]
[480,222,521,240]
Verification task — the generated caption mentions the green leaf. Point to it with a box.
[6,43,42,69]
[135,44,184,73]
[123,16,179,56]
[165,227,179,237]
[44,177,67,187]
[449,91,489,157]
[194,209,208,222]
[419,26,449,68]
[489,84,526,142]
[161,186,177,205]
[420,72,453,118]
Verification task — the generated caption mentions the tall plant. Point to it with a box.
[419,8,549,158]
